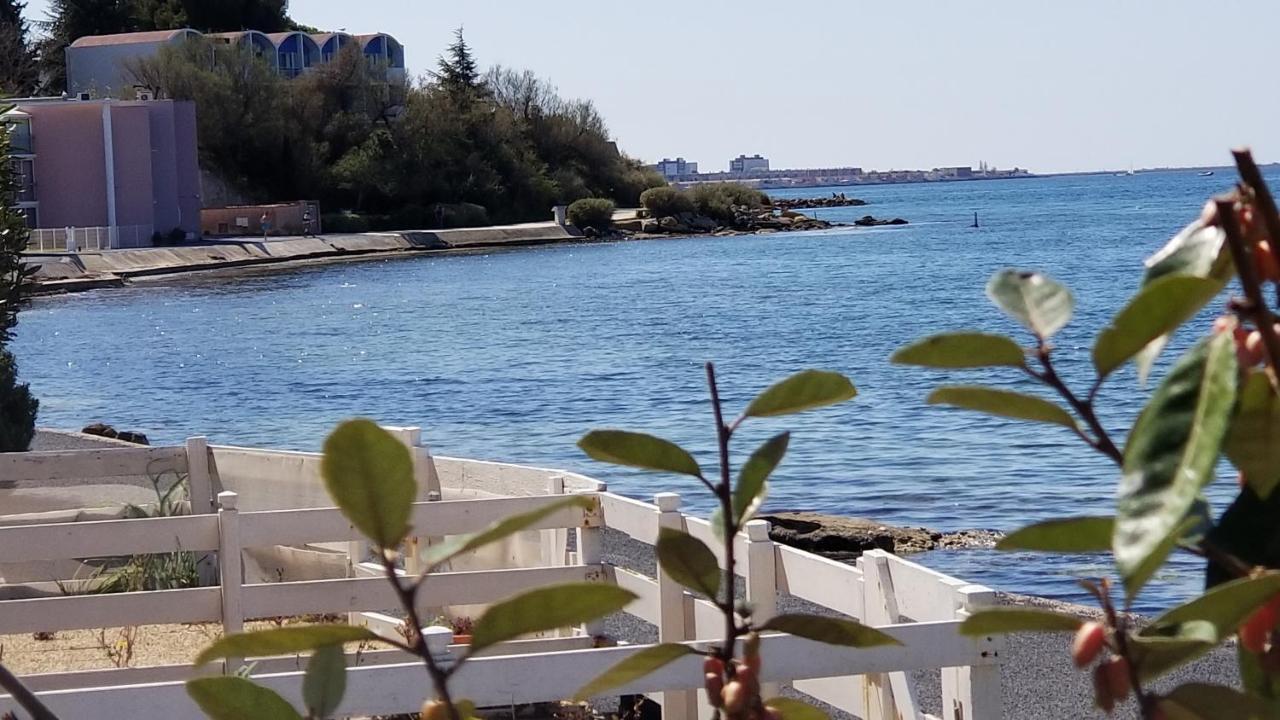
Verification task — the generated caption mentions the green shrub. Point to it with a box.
[567,198,616,231]
[0,350,37,452]
[639,187,693,218]
[438,203,490,228]
[389,204,428,230]
[321,212,371,233]
[687,182,769,225]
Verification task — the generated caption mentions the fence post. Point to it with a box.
[576,490,605,640]
[652,492,695,720]
[217,491,244,674]
[743,519,779,699]
[185,436,217,584]
[942,585,1003,720]
[545,476,568,568]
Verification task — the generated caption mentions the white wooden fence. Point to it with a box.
[0,438,1004,720]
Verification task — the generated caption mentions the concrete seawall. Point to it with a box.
[26,222,584,293]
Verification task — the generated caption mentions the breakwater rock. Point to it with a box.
[615,206,834,236]
[773,196,868,211]
[760,511,999,560]
[853,215,909,227]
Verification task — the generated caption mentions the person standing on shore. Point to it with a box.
[302,208,313,237]
[260,211,271,240]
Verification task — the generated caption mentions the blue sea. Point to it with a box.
[11,169,1267,613]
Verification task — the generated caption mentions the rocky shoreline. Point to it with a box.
[773,195,868,210]
[761,511,1001,561]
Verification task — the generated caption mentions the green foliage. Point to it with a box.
[687,183,768,225]
[0,350,36,452]
[0,119,36,452]
[319,212,370,234]
[567,198,616,231]
[1224,371,1280,499]
[320,419,415,549]
[302,645,347,719]
[194,625,379,665]
[578,429,702,477]
[573,643,695,700]
[734,432,788,525]
[640,186,694,218]
[742,369,857,418]
[468,583,636,653]
[958,608,1083,635]
[985,269,1074,339]
[655,527,720,598]
[1092,275,1224,379]
[187,676,303,720]
[435,27,486,105]
[926,386,1078,429]
[1157,683,1274,720]
[891,332,1026,369]
[0,0,36,95]
[996,516,1114,552]
[758,614,901,647]
[764,697,830,720]
[1116,332,1237,598]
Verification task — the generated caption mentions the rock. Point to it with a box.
[658,216,680,230]
[641,219,660,233]
[81,423,149,445]
[854,215,910,227]
[613,218,645,232]
[115,431,150,445]
[762,512,940,556]
[773,196,868,211]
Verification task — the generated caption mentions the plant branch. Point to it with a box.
[1102,601,1154,719]
[1024,354,1124,465]
[705,362,742,672]
[1233,149,1280,277]
[1219,195,1280,395]
[379,553,460,720]
[0,662,58,720]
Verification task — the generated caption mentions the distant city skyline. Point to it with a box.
[21,0,1280,173]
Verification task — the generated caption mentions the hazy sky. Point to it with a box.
[24,0,1280,173]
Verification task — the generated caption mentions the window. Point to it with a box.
[11,159,34,202]
[3,118,32,154]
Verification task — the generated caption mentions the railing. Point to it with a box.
[26,224,155,252]
[0,437,1004,720]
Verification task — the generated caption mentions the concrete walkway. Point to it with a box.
[25,222,584,294]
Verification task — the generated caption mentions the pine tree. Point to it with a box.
[37,0,135,93]
[0,115,38,451]
[435,27,487,104]
[0,0,37,96]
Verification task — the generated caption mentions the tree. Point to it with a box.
[0,114,39,452]
[37,0,135,92]
[0,0,37,96]
[434,27,486,105]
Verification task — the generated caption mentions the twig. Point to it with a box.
[1232,149,1280,279]
[379,554,460,720]
[1027,350,1124,465]
[1218,196,1280,395]
[704,363,742,670]
[0,661,58,720]
[1101,595,1154,719]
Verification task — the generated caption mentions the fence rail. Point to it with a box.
[0,436,1004,720]
[26,224,155,252]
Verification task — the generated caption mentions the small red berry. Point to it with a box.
[1071,621,1106,668]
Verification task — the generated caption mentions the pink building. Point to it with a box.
[2,98,201,247]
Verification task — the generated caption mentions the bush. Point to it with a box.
[389,204,428,230]
[567,198,616,231]
[321,212,371,234]
[687,182,769,225]
[437,203,490,229]
[639,187,693,218]
[0,350,37,452]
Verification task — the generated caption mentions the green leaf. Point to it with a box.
[195,625,380,666]
[1158,683,1276,720]
[320,419,415,548]
[985,269,1074,339]
[926,386,1078,429]
[470,583,635,653]
[302,644,346,718]
[958,608,1082,635]
[996,516,1114,553]
[759,614,901,647]
[764,697,830,720]
[578,430,702,477]
[656,527,721,598]
[1115,333,1238,600]
[890,332,1026,369]
[1128,620,1219,680]
[1092,275,1225,378]
[1225,371,1280,500]
[1134,220,1232,382]
[742,370,857,418]
[572,643,695,700]
[1149,573,1280,638]
[425,495,595,570]
[1239,644,1280,711]
[734,432,789,524]
[187,677,303,720]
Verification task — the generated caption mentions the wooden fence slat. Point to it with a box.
[238,495,595,548]
[863,552,922,719]
[0,587,221,634]
[241,565,597,620]
[654,493,695,720]
[0,514,220,563]
[607,567,659,625]
[598,492,657,544]
[774,544,865,618]
[0,446,188,483]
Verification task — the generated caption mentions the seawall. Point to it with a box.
[26,222,584,294]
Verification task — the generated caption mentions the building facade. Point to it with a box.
[654,157,698,180]
[2,98,201,246]
[67,28,406,98]
[729,154,770,174]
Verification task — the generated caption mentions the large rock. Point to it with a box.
[81,423,149,445]
[761,512,939,556]
[613,218,645,232]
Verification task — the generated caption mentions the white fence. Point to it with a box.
[0,437,1004,720]
[26,224,155,252]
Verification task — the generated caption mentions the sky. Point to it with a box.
[22,0,1280,173]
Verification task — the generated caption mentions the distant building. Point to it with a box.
[654,157,698,179]
[933,166,973,179]
[66,28,405,98]
[2,98,201,247]
[729,154,769,174]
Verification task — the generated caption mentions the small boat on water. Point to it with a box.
[1198,170,1215,176]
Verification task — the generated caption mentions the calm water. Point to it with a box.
[12,169,1266,613]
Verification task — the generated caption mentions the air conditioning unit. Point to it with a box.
[77,92,91,101]
[136,89,154,101]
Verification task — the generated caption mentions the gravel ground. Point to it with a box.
[599,528,1240,720]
